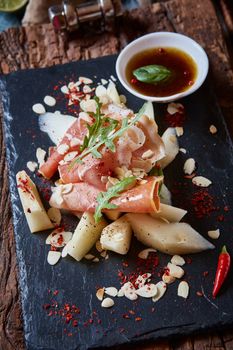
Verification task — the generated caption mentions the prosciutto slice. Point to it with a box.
[49,176,161,214]
[39,118,87,179]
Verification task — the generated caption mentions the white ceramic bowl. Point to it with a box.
[115,32,209,102]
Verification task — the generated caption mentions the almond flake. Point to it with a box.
[62,231,73,244]
[152,281,167,302]
[120,95,127,104]
[36,147,46,166]
[95,240,103,252]
[175,127,184,137]
[177,281,189,299]
[79,111,92,123]
[26,161,38,172]
[95,85,107,97]
[105,287,118,297]
[142,149,154,159]
[179,148,187,154]
[208,229,220,239]
[47,208,61,225]
[171,255,185,266]
[96,288,105,301]
[162,274,176,284]
[167,102,184,115]
[122,282,138,300]
[135,283,157,298]
[117,288,124,297]
[135,273,151,289]
[110,75,117,82]
[44,95,56,107]
[79,77,93,84]
[138,248,157,260]
[167,263,185,279]
[84,254,95,260]
[80,99,97,113]
[64,151,78,162]
[192,176,212,187]
[100,251,107,258]
[184,158,196,175]
[105,254,109,260]
[32,103,46,114]
[57,143,69,155]
[47,251,61,265]
[61,85,69,94]
[101,297,114,308]
[93,257,100,263]
[83,85,92,93]
[70,137,81,147]
[209,125,217,134]
[61,244,70,258]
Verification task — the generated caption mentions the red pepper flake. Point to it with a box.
[203,271,209,277]
[196,291,203,297]
[43,303,50,310]
[122,261,129,268]
[53,290,59,296]
[123,314,130,319]
[191,189,217,219]
[151,307,155,313]
[50,246,57,251]
[89,319,93,324]
[72,320,78,327]
[186,257,192,264]
[119,328,125,333]
[217,215,224,222]
[97,319,102,324]
[128,310,135,315]
[224,206,229,212]
[130,78,138,84]
[135,317,142,322]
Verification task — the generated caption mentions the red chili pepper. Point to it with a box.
[212,246,231,298]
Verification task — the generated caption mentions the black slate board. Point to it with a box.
[1,55,233,350]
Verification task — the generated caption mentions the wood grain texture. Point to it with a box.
[0,0,233,349]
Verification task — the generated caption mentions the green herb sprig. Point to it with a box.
[94,177,136,222]
[70,100,147,168]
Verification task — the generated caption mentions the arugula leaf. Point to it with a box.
[70,101,147,169]
[94,177,136,222]
[149,165,164,177]
[133,65,171,84]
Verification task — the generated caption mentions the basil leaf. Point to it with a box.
[133,65,171,84]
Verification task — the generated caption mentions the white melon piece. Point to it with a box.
[67,212,107,261]
[159,128,179,168]
[16,171,53,233]
[150,203,187,222]
[126,213,214,255]
[100,215,132,255]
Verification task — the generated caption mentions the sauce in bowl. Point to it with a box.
[125,47,197,97]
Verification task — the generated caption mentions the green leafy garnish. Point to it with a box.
[133,65,171,84]
[149,165,164,177]
[94,177,136,223]
[70,101,147,168]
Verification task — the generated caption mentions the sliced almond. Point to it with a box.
[209,125,217,134]
[120,94,127,104]
[184,158,196,175]
[179,148,187,154]
[36,147,46,166]
[192,176,212,187]
[101,297,114,308]
[138,248,157,260]
[61,244,69,258]
[162,274,176,284]
[96,288,105,301]
[101,78,108,85]
[93,257,100,263]
[32,103,46,114]
[122,282,138,300]
[79,77,93,84]
[135,283,157,298]
[57,144,69,155]
[83,85,92,93]
[135,273,151,289]
[167,102,184,115]
[44,95,56,107]
[64,151,78,162]
[95,85,107,97]
[95,240,103,252]
[47,207,61,225]
[117,288,124,297]
[152,281,167,302]
[177,281,189,299]
[105,287,118,297]
[208,229,220,239]
[171,255,185,266]
[61,85,69,94]
[84,254,95,260]
[175,127,184,137]
[100,250,107,258]
[47,251,61,265]
[167,263,185,279]
[26,161,38,172]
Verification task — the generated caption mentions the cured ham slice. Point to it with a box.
[39,118,87,179]
[49,176,161,214]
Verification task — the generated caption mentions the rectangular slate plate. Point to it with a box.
[1,55,233,350]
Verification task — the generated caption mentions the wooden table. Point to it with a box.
[1,0,233,349]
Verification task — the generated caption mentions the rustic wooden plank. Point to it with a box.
[0,1,233,349]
